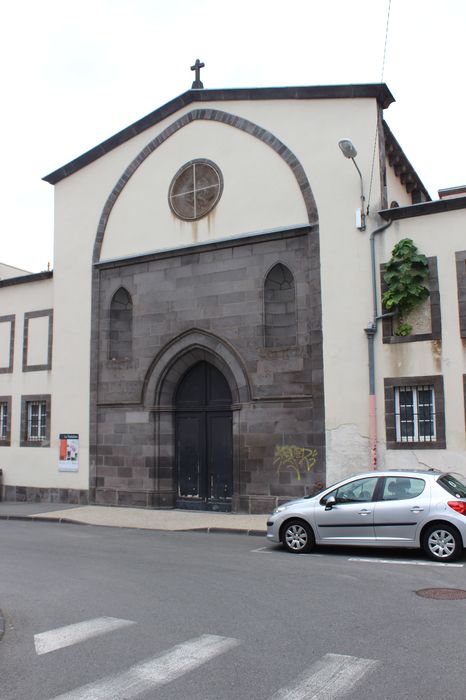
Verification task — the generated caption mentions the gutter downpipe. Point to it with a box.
[365,218,392,469]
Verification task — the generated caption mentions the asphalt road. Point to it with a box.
[1,519,466,699]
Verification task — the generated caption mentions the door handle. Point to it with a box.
[410,507,424,513]
[358,509,372,515]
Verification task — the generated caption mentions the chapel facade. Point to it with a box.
[1,79,465,512]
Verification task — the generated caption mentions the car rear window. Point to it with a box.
[382,477,425,500]
[437,474,466,498]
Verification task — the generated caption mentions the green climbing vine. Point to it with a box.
[382,238,430,336]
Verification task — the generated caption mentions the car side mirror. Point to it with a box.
[325,496,336,511]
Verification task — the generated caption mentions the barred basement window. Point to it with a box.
[27,400,47,441]
[395,385,436,443]
[0,402,8,440]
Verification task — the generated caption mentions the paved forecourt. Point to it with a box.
[0,501,267,534]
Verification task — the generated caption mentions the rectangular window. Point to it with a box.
[384,376,445,450]
[23,309,53,372]
[27,400,47,441]
[20,394,51,447]
[438,474,466,499]
[380,257,441,344]
[464,376,466,431]
[0,315,15,373]
[456,252,466,338]
[0,396,11,445]
[0,401,8,440]
[395,385,436,442]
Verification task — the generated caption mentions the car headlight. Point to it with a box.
[273,505,289,514]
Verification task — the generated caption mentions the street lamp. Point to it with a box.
[338,138,366,231]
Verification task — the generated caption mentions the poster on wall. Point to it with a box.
[58,434,79,472]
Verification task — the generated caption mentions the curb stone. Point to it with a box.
[0,513,267,536]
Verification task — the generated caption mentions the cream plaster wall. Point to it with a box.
[314,103,388,483]
[100,120,308,260]
[376,210,466,473]
[326,206,466,483]
[98,98,385,264]
[0,277,56,488]
[49,124,171,492]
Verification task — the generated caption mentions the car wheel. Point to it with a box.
[282,520,315,554]
[421,524,462,562]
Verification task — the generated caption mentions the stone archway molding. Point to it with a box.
[142,328,252,409]
[92,107,318,263]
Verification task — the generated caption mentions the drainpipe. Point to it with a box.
[365,218,392,469]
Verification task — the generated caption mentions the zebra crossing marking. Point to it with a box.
[34,617,136,655]
[37,620,379,700]
[269,653,379,700]
[49,633,240,699]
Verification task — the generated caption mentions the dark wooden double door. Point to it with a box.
[175,362,233,511]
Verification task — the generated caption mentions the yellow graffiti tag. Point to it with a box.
[273,445,318,481]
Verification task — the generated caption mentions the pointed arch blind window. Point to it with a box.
[264,264,297,348]
[109,288,133,361]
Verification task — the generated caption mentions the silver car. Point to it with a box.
[266,469,466,562]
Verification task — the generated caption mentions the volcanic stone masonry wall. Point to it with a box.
[92,227,325,512]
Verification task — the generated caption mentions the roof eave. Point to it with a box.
[383,120,431,202]
[43,83,394,185]
[0,270,53,289]
[379,195,466,221]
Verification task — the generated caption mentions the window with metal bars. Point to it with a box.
[27,400,47,441]
[394,385,436,442]
[0,402,8,440]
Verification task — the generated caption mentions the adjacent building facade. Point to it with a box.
[1,83,465,512]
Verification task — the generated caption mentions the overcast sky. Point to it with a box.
[1,0,464,272]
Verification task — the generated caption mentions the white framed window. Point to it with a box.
[395,385,436,442]
[27,400,47,441]
[0,401,8,440]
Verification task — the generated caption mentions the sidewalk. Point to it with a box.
[0,501,267,536]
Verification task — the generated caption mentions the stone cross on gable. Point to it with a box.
[191,59,205,89]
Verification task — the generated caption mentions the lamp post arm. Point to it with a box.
[351,158,366,230]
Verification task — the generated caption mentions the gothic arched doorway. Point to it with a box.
[175,361,233,511]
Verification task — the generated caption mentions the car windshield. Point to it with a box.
[304,478,347,499]
[437,473,466,498]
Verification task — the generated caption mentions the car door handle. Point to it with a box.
[358,509,372,515]
[410,507,424,513]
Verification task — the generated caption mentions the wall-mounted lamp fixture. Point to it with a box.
[338,138,366,231]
